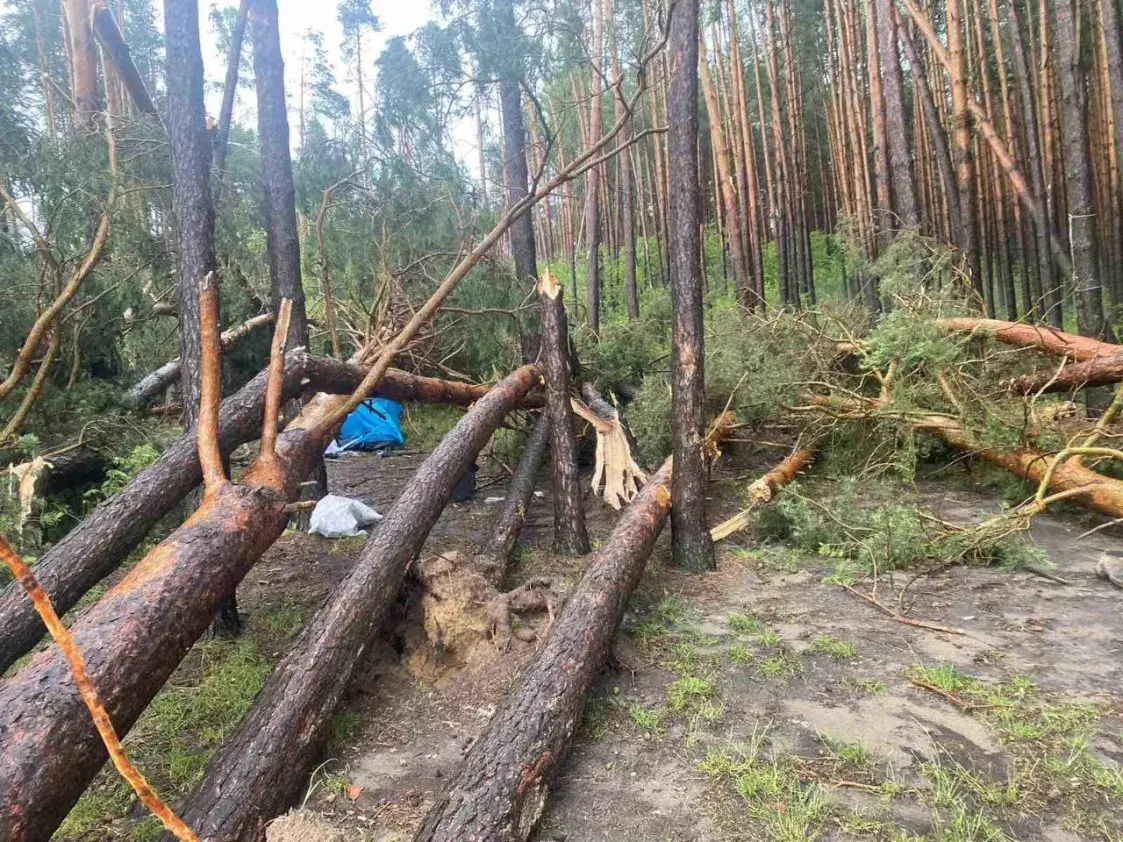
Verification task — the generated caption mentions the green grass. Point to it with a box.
[57,637,273,840]
[261,601,307,639]
[755,652,804,678]
[727,641,754,664]
[818,733,873,769]
[810,634,858,661]
[667,675,716,711]
[729,612,765,634]
[627,701,666,735]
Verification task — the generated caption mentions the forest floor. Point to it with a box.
[53,444,1123,842]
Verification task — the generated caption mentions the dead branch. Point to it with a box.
[711,444,818,541]
[90,0,160,119]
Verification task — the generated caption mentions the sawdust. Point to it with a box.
[265,810,347,842]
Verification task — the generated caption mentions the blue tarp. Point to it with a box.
[328,398,405,454]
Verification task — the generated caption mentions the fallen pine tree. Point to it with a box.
[805,394,1123,519]
[122,312,276,409]
[710,444,818,541]
[936,318,1120,362]
[411,413,734,842]
[0,353,523,676]
[168,364,542,842]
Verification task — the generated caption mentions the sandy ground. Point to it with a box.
[253,448,1122,842]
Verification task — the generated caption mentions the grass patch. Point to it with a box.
[817,733,873,770]
[810,634,858,661]
[667,675,716,712]
[727,641,754,664]
[755,652,804,678]
[626,701,666,735]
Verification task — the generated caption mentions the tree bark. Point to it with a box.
[1054,0,1112,339]
[946,0,981,293]
[538,272,590,555]
[63,0,98,128]
[666,0,713,571]
[251,0,309,351]
[875,0,919,228]
[90,1,159,118]
[1009,351,1123,393]
[475,416,550,579]
[0,356,537,675]
[866,0,893,242]
[498,0,538,300]
[585,0,604,334]
[938,316,1119,360]
[214,0,250,173]
[0,394,343,840]
[413,459,676,842]
[123,313,275,409]
[171,366,542,842]
[165,0,218,425]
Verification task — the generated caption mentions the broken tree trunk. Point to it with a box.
[414,413,735,842]
[1009,352,1123,394]
[169,365,542,842]
[90,0,160,118]
[0,405,335,839]
[122,312,275,409]
[0,354,535,676]
[475,416,550,581]
[710,445,817,541]
[538,270,590,555]
[938,317,1120,362]
[810,394,1123,519]
[412,459,675,842]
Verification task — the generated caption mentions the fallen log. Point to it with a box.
[1008,352,1123,395]
[0,355,528,681]
[938,317,1120,362]
[475,416,550,581]
[808,394,1123,519]
[0,341,359,840]
[710,445,817,541]
[169,365,542,842]
[413,461,674,842]
[122,312,275,409]
[413,413,735,842]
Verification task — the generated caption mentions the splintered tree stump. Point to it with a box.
[413,459,675,842]
[538,271,590,555]
[0,354,537,675]
[168,365,542,842]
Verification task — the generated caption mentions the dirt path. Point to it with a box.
[263,454,1122,842]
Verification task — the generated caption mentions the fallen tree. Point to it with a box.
[807,394,1123,519]
[412,413,734,842]
[475,416,550,581]
[169,364,542,842]
[710,445,818,541]
[1009,351,1123,395]
[938,317,1119,362]
[121,312,275,409]
[0,354,514,676]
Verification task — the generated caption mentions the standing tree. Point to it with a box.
[666,0,713,571]
[165,0,218,423]
[585,0,604,333]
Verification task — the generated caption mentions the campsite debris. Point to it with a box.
[307,494,382,538]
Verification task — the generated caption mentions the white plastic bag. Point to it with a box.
[308,494,383,538]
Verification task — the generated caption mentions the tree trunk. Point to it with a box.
[938,316,1118,360]
[63,0,98,128]
[585,0,605,334]
[538,272,590,555]
[946,0,981,293]
[251,0,309,351]
[666,0,713,571]
[875,0,919,228]
[1009,350,1123,393]
[413,459,676,842]
[90,2,159,118]
[866,0,893,242]
[0,355,537,676]
[699,33,752,307]
[171,366,542,842]
[475,416,550,579]
[213,0,250,173]
[165,0,218,425]
[123,313,275,409]
[0,396,344,840]
[498,0,537,297]
[1054,0,1112,339]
